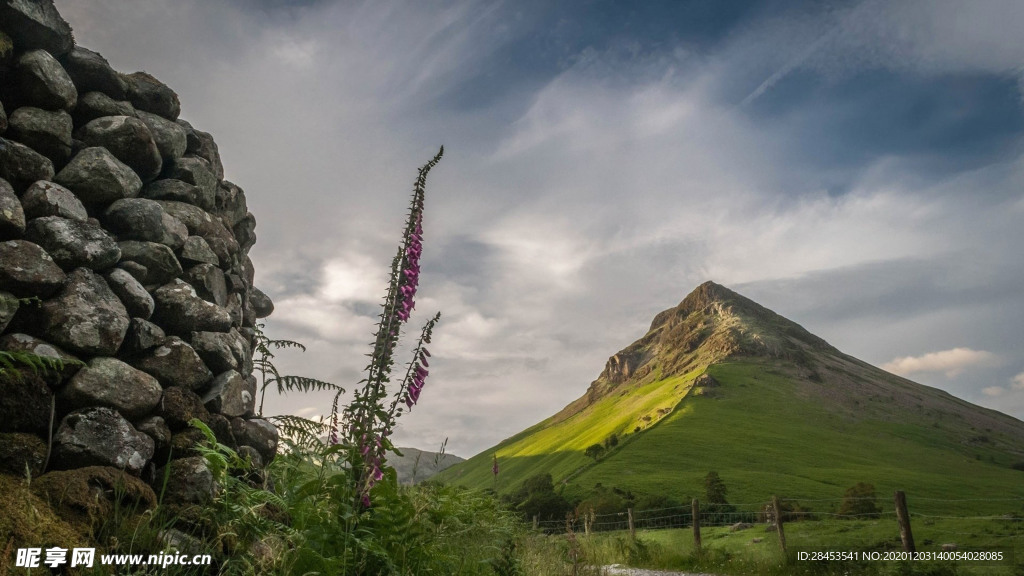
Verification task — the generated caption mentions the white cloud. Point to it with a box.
[1012,372,1024,390]
[270,36,320,69]
[882,348,998,378]
[982,386,1006,397]
[319,255,388,304]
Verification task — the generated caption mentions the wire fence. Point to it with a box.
[528,493,1024,554]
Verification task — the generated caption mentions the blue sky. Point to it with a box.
[59,0,1024,456]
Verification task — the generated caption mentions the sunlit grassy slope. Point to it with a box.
[437,283,1024,513]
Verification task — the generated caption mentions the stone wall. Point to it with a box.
[0,0,278,511]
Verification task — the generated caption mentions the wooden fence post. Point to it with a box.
[772,495,787,555]
[628,507,635,540]
[692,498,702,551]
[894,490,915,553]
[533,514,538,530]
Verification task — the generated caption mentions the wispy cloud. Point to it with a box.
[58,0,1024,456]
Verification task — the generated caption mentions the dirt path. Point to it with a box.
[600,565,719,576]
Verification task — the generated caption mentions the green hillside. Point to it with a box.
[438,282,1024,514]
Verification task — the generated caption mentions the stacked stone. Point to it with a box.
[0,0,277,506]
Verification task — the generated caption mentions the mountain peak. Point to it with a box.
[572,282,839,411]
[651,280,752,330]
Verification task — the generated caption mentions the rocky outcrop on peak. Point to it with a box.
[562,281,844,417]
[0,0,277,515]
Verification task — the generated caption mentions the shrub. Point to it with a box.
[584,443,605,461]
[838,482,882,518]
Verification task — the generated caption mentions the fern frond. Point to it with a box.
[269,414,331,448]
[268,339,306,351]
[275,375,345,395]
[0,350,82,380]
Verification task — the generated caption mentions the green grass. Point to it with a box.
[440,359,1024,518]
[441,368,702,493]
[575,517,1024,576]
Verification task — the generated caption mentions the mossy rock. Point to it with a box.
[0,472,86,568]
[0,432,46,477]
[31,465,157,526]
[0,31,13,72]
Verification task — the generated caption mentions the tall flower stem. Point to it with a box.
[331,146,444,508]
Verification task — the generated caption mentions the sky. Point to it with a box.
[57,0,1024,457]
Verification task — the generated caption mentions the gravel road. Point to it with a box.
[600,565,718,576]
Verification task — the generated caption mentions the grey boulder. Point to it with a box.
[250,287,274,318]
[121,317,166,355]
[134,415,171,451]
[0,0,74,56]
[155,456,215,505]
[103,267,155,319]
[0,136,54,191]
[233,212,256,254]
[72,91,136,126]
[184,263,227,307]
[117,240,182,286]
[153,279,232,335]
[59,357,162,420]
[0,177,26,239]
[201,370,255,418]
[215,180,248,227]
[140,178,203,206]
[178,235,219,266]
[103,198,187,248]
[54,146,142,204]
[158,201,237,266]
[20,180,88,221]
[230,418,278,464]
[178,119,224,180]
[162,157,216,211]
[130,335,212,391]
[76,115,162,182]
[24,216,121,271]
[36,267,130,356]
[190,329,250,375]
[6,106,72,165]
[52,407,154,474]
[11,49,76,110]
[125,71,180,121]
[0,239,65,297]
[136,110,186,163]
[61,46,128,99]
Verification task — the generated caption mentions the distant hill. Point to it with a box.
[389,447,465,485]
[437,282,1024,511]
